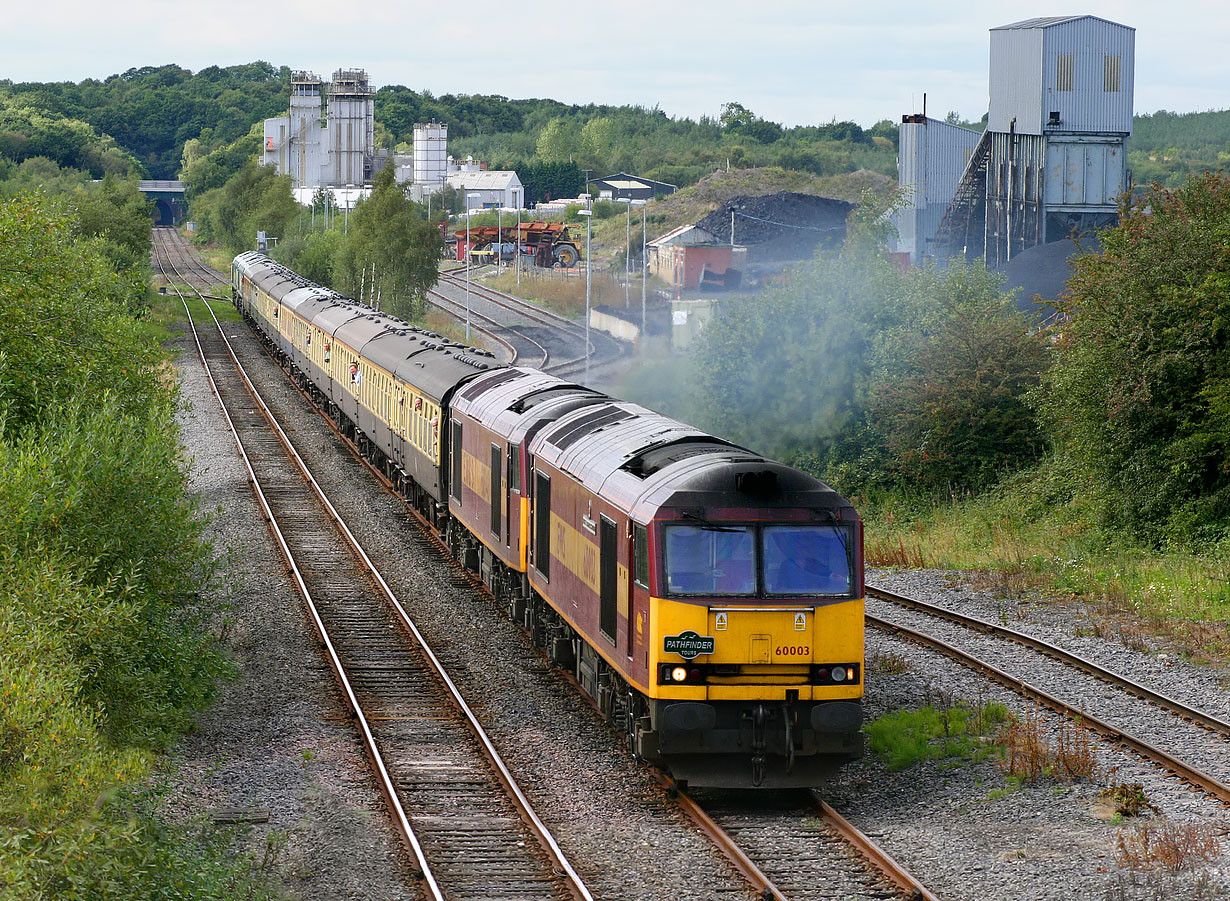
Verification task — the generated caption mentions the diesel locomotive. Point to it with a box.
[231,251,865,788]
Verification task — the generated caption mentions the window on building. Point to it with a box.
[1104,54,1121,92]
[1057,54,1075,92]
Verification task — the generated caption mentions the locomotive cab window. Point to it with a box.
[762,525,854,597]
[665,525,755,596]
[450,421,463,503]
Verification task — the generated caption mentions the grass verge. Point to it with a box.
[862,479,1230,664]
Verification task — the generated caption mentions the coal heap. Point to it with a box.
[695,192,852,261]
[998,236,1101,318]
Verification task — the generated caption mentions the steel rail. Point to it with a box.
[866,612,1230,804]
[424,287,529,366]
[867,583,1230,739]
[810,797,942,901]
[158,235,594,901]
[661,768,941,901]
[653,775,787,901]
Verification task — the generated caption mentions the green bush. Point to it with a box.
[0,191,259,897]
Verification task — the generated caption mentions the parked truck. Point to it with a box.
[451,220,581,268]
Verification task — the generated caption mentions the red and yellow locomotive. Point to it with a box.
[233,252,864,788]
[449,367,864,788]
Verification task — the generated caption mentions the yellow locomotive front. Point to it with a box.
[636,470,865,789]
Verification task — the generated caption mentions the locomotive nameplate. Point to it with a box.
[664,630,715,659]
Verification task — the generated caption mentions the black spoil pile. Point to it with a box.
[695,192,852,261]
[997,235,1101,317]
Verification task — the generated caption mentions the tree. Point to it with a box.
[341,164,440,320]
[536,117,579,161]
[1034,173,1230,543]
[869,263,1047,491]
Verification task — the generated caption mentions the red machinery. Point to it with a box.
[452,220,581,268]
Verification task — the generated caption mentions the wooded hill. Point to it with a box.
[4,62,1230,199]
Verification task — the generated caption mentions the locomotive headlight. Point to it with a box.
[830,666,847,682]
[670,666,688,683]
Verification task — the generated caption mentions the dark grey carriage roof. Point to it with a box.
[234,252,500,403]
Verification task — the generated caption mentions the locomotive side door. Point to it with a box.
[599,515,618,643]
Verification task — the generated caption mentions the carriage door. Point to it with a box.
[600,516,618,642]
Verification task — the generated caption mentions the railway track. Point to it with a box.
[424,286,530,366]
[437,268,627,378]
[152,234,594,901]
[676,784,940,901]
[866,582,1230,805]
[153,226,227,291]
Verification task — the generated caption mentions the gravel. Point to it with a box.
[162,300,1230,901]
[823,569,1230,901]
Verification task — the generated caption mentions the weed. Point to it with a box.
[999,708,1101,782]
[1102,783,1159,818]
[1115,821,1222,873]
[867,698,1009,771]
[865,536,926,569]
[300,748,315,763]
[866,650,911,675]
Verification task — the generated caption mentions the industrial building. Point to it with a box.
[589,173,677,201]
[895,15,1135,265]
[263,70,375,190]
[445,168,524,211]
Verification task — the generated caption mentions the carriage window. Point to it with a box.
[509,444,521,492]
[762,525,853,597]
[664,525,755,595]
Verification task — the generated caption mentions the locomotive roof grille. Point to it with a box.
[622,438,744,479]
[546,405,633,450]
[458,369,522,401]
[509,385,606,413]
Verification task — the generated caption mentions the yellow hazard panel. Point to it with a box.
[648,596,865,702]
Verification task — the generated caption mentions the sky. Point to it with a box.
[3,1,1227,128]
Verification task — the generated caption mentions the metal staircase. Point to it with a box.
[934,130,992,260]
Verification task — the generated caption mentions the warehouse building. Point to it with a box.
[896,15,1134,265]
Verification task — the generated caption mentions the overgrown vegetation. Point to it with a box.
[0,193,269,896]
[998,711,1100,783]
[866,698,1009,771]
[618,173,1230,637]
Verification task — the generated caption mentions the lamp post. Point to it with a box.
[624,197,632,309]
[465,192,479,344]
[629,199,647,344]
[496,204,503,274]
[578,193,592,383]
[515,203,521,288]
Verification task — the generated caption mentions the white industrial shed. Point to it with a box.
[447,170,524,211]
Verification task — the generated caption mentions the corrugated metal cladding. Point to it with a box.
[895,117,983,262]
[989,15,1134,135]
[1045,136,1126,207]
[899,118,983,206]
